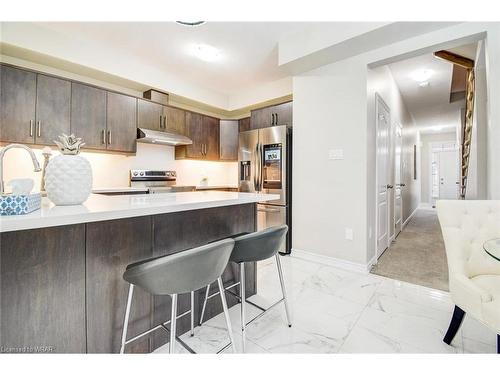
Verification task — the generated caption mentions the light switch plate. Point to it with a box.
[345,228,353,240]
[328,149,344,160]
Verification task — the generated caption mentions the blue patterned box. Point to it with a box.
[0,193,41,216]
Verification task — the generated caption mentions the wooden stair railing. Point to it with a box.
[434,50,475,200]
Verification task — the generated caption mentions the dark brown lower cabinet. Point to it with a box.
[0,204,257,353]
[85,217,153,353]
[0,225,86,353]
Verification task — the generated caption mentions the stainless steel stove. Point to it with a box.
[129,170,196,194]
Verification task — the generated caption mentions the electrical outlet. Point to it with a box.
[345,228,353,241]
[328,149,344,160]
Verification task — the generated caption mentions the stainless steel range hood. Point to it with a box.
[137,128,193,146]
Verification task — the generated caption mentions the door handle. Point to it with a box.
[397,183,406,187]
[107,130,111,145]
[37,121,41,137]
[102,129,107,144]
[386,184,394,189]
[164,115,167,130]
[275,113,278,125]
[29,120,33,137]
[159,114,163,129]
[271,113,275,126]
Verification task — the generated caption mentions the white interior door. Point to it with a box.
[376,95,390,258]
[439,150,459,199]
[394,124,403,236]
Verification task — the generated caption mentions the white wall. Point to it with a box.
[420,132,457,205]
[292,22,500,268]
[1,143,238,193]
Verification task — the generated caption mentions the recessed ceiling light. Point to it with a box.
[411,69,434,82]
[419,81,430,87]
[190,43,221,62]
[176,21,206,27]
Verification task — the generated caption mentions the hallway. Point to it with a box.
[371,209,449,291]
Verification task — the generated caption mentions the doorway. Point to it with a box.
[430,142,459,207]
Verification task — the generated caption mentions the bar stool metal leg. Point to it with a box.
[275,254,292,327]
[217,277,237,353]
[120,284,134,354]
[240,263,246,352]
[170,294,178,354]
[190,291,195,336]
[199,284,210,325]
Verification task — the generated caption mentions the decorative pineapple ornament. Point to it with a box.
[44,134,93,205]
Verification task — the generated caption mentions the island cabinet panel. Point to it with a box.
[0,224,86,353]
[150,203,256,351]
[85,217,153,353]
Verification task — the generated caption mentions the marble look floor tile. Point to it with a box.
[460,315,498,346]
[339,325,427,353]
[462,337,497,354]
[376,278,453,312]
[303,265,381,305]
[355,306,462,353]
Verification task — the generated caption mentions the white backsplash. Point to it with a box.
[1,143,238,193]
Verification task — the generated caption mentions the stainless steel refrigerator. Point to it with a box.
[238,125,292,254]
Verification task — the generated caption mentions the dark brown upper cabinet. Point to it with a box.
[176,112,203,158]
[164,106,186,135]
[175,112,219,160]
[219,120,238,161]
[273,101,293,126]
[250,105,272,129]
[35,74,71,145]
[250,101,293,130]
[71,83,107,150]
[0,65,37,144]
[137,99,163,131]
[238,117,251,133]
[106,92,137,153]
[203,116,220,160]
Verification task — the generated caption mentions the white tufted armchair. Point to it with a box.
[437,200,500,353]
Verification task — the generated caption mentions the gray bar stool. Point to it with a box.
[120,238,237,354]
[199,225,291,351]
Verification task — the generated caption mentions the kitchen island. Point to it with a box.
[0,191,278,353]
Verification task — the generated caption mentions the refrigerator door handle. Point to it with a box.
[254,142,259,190]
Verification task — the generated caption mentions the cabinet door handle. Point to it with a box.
[275,113,278,125]
[271,113,275,125]
[101,129,107,144]
[29,120,33,137]
[159,114,163,129]
[107,130,111,145]
[37,121,41,137]
[164,115,167,130]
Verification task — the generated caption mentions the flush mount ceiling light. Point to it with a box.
[190,43,221,62]
[176,21,206,27]
[410,69,434,83]
[419,81,430,87]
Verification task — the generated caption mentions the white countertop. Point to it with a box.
[0,191,278,233]
[92,187,149,193]
[195,185,239,190]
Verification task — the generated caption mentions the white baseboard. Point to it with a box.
[402,206,419,228]
[291,248,372,274]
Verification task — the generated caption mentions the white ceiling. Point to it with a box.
[34,22,321,96]
[388,48,473,135]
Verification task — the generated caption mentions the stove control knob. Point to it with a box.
[133,172,138,176]
[166,172,171,177]
[140,172,144,176]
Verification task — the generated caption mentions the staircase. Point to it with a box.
[434,50,475,200]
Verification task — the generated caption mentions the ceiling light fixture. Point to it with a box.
[411,69,434,82]
[419,81,430,87]
[176,21,206,27]
[190,43,221,62]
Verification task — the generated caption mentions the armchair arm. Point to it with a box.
[450,274,493,311]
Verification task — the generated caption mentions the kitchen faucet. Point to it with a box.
[0,144,42,194]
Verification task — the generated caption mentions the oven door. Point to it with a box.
[257,203,288,253]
